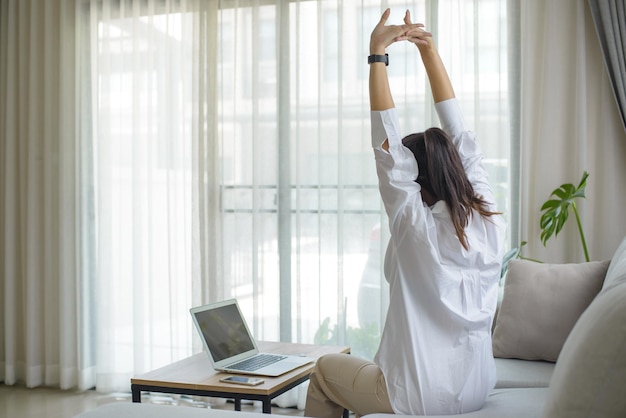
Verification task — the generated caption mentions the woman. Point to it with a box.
[304,9,506,417]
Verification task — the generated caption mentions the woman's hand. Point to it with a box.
[403,10,433,51]
[370,8,425,55]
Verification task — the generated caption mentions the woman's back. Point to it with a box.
[372,100,506,415]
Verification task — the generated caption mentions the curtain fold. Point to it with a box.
[588,0,626,133]
[192,0,221,313]
[0,0,80,389]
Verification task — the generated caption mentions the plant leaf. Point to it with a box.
[539,171,589,248]
[540,199,560,210]
[540,214,553,230]
[577,171,589,189]
[500,241,527,278]
[554,209,569,236]
[573,171,589,198]
[553,186,571,200]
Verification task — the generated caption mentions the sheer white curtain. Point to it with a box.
[1,0,510,394]
[78,0,510,390]
[519,0,626,263]
[75,0,218,391]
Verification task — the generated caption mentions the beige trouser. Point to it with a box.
[303,353,395,418]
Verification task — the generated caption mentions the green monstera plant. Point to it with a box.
[539,171,590,262]
[501,171,590,278]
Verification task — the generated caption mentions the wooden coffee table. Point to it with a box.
[131,341,350,414]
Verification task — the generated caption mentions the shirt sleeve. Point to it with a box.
[371,108,402,149]
[435,99,497,208]
[370,108,427,228]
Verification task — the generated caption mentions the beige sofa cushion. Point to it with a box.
[492,259,609,362]
[541,283,626,418]
[364,388,548,418]
[494,358,554,388]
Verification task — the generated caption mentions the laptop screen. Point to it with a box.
[192,302,255,362]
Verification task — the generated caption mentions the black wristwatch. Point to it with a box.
[368,54,389,66]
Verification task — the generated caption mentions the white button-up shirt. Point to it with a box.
[371,99,506,415]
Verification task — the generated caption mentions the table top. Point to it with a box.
[131,341,350,396]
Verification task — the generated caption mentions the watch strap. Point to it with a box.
[368,54,389,66]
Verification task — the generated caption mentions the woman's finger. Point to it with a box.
[378,8,391,26]
[406,28,431,37]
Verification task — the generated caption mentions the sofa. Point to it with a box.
[75,236,626,418]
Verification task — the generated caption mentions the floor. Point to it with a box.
[0,384,305,418]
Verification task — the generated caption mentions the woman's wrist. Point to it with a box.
[417,38,437,56]
[369,41,386,55]
[418,46,438,61]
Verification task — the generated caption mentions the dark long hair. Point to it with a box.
[402,128,499,250]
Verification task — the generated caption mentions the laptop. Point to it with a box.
[190,299,314,377]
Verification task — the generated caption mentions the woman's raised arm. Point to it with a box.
[369,9,426,111]
[404,11,454,104]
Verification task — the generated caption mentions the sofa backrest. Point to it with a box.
[541,237,626,418]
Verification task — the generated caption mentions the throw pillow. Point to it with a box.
[492,259,610,362]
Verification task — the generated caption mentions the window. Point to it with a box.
[79,0,511,389]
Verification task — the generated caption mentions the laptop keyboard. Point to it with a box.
[227,354,287,371]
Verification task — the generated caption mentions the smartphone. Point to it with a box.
[219,376,265,386]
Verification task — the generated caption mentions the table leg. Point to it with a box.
[262,399,272,414]
[131,385,141,403]
[234,398,242,411]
